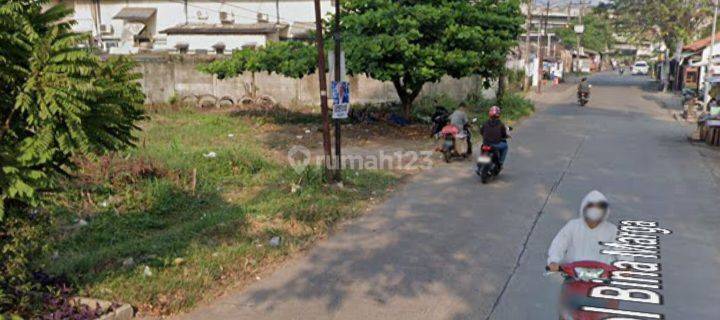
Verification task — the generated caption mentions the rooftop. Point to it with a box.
[113,7,156,21]
[161,22,288,35]
[684,32,720,52]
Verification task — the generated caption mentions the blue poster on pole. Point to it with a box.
[332,81,350,119]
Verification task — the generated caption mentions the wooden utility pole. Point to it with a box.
[333,0,343,181]
[537,1,549,94]
[544,2,550,57]
[276,0,280,24]
[705,0,719,109]
[523,0,532,91]
[577,0,584,57]
[183,0,188,24]
[313,0,334,181]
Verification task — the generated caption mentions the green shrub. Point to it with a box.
[464,92,533,123]
[499,92,535,120]
[0,2,145,317]
[412,93,459,123]
[167,92,179,106]
[408,90,533,125]
[506,68,526,92]
[0,209,50,316]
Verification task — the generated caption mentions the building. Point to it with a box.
[519,2,583,53]
[681,33,720,94]
[49,0,332,54]
[515,3,584,81]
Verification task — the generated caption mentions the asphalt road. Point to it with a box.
[178,73,720,319]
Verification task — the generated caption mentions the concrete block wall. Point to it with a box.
[133,53,496,107]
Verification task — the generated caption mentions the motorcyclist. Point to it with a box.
[430,105,449,137]
[577,77,591,98]
[546,190,617,272]
[479,106,509,170]
[449,103,472,156]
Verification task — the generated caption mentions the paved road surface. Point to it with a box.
[178,73,720,319]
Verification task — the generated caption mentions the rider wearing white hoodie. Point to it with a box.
[547,190,618,271]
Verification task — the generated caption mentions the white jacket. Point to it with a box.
[547,191,618,265]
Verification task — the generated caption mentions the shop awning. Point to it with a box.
[113,8,156,21]
[681,51,698,58]
[707,76,720,84]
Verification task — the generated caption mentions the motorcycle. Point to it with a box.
[681,89,704,118]
[476,144,501,183]
[578,85,591,106]
[438,124,471,163]
[545,261,619,320]
[476,125,511,184]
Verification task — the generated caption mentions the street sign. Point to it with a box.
[574,25,584,34]
[332,81,349,119]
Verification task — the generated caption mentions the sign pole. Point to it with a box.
[333,0,343,181]
[705,0,718,111]
[523,0,532,91]
[536,4,542,94]
[313,0,334,182]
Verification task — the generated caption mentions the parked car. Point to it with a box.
[632,61,649,75]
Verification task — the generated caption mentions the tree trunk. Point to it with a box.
[496,71,506,103]
[674,38,684,92]
[392,79,421,121]
[402,100,412,119]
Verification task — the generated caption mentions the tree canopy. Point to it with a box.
[612,0,713,54]
[554,11,616,53]
[0,0,146,217]
[199,41,317,79]
[342,0,523,116]
[201,1,523,117]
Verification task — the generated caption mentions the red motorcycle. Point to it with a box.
[546,261,619,320]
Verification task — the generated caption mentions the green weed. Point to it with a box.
[42,109,397,316]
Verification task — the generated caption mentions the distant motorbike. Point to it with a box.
[578,92,590,106]
[578,84,592,106]
[545,261,619,320]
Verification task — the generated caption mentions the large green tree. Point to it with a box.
[555,11,616,53]
[612,0,713,55]
[1,0,145,313]
[342,0,523,117]
[0,1,145,217]
[200,41,317,79]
